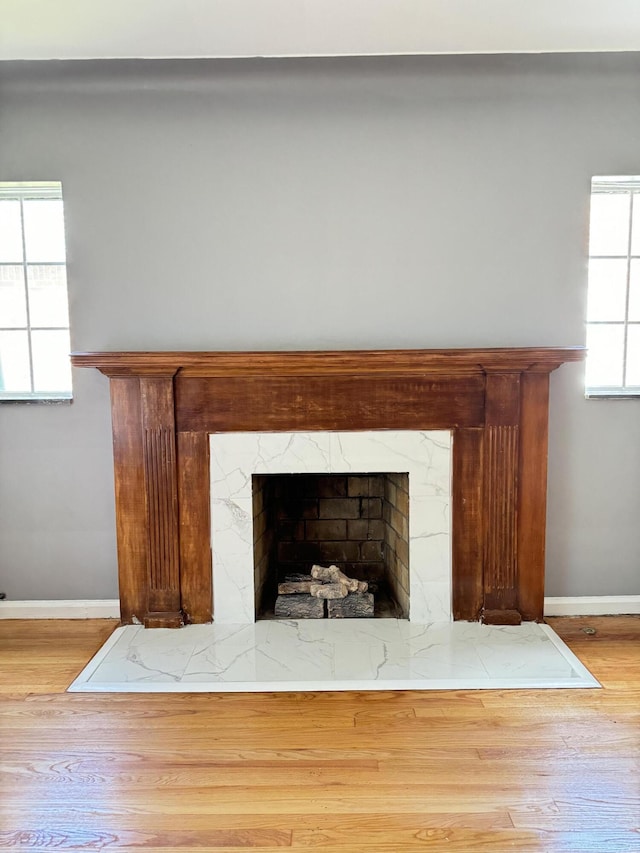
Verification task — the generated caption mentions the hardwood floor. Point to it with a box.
[0,616,638,852]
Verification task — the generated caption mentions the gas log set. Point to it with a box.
[274,564,375,618]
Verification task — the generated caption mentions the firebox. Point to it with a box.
[252,473,410,619]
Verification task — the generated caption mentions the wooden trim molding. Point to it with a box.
[139,376,182,628]
[72,347,583,376]
[71,348,585,627]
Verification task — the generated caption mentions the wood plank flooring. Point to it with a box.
[0,616,638,852]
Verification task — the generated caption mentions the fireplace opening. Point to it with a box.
[252,473,409,619]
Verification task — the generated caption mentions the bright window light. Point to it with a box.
[586,177,640,397]
[0,182,72,401]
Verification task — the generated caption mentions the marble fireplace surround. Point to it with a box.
[210,430,452,623]
[71,347,585,629]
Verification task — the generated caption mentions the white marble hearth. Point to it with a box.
[68,621,599,693]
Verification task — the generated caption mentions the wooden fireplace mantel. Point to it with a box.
[71,347,585,628]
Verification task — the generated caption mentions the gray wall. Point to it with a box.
[0,55,638,600]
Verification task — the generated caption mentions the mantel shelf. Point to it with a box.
[71,347,585,377]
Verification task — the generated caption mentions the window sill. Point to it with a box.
[0,394,73,405]
[585,387,640,399]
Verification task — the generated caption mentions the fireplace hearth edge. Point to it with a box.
[70,347,585,628]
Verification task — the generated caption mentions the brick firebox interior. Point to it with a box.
[252,473,410,619]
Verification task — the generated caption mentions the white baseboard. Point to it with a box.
[544,595,640,616]
[0,599,120,619]
[1,597,638,620]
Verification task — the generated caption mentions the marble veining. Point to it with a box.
[210,430,453,623]
[69,621,599,693]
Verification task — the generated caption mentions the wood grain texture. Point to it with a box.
[175,374,485,433]
[177,431,212,623]
[142,427,179,598]
[484,371,521,426]
[482,425,519,614]
[0,616,638,852]
[140,377,182,626]
[482,373,521,619]
[70,346,586,376]
[451,428,484,621]
[108,377,147,624]
[517,372,551,621]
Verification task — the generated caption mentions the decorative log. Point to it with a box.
[274,595,325,618]
[328,593,375,618]
[310,565,337,582]
[278,581,313,595]
[311,564,368,594]
[310,582,348,600]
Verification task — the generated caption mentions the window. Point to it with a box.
[586,176,640,396]
[0,182,72,400]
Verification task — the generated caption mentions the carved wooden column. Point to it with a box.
[139,373,182,628]
[91,363,184,627]
[516,370,552,622]
[482,372,522,625]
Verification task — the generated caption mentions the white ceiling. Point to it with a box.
[2,0,640,61]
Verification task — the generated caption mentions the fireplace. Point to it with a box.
[71,347,584,628]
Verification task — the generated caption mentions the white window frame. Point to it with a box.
[0,182,72,402]
[586,176,640,398]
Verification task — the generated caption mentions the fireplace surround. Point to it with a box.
[71,347,584,628]
[210,430,451,623]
